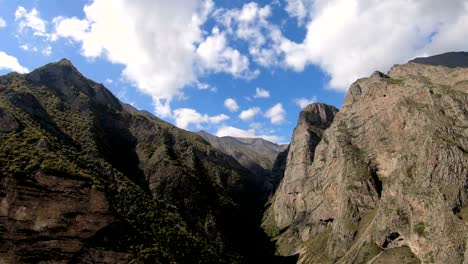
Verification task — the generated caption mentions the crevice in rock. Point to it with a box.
[320,218,334,227]
[368,161,382,198]
[381,232,401,248]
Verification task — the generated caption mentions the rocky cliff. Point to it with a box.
[265,54,468,263]
[262,103,338,240]
[0,59,279,263]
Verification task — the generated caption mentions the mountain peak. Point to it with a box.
[24,58,121,109]
[57,58,74,67]
[27,58,82,82]
[301,103,339,127]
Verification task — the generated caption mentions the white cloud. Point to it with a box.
[295,96,317,108]
[195,81,216,91]
[15,6,48,37]
[265,103,286,125]
[281,0,468,90]
[0,51,29,73]
[173,108,229,129]
[239,107,261,121]
[51,0,259,118]
[0,18,6,28]
[284,0,313,25]
[42,45,52,56]
[254,87,270,98]
[196,27,251,78]
[224,98,239,112]
[215,125,281,143]
[214,2,284,67]
[52,16,89,41]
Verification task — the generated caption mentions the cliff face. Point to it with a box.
[266,56,468,263]
[0,59,273,263]
[262,103,338,240]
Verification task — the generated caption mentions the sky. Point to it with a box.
[0,0,467,144]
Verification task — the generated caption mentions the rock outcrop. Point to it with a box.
[262,103,338,241]
[265,54,468,263]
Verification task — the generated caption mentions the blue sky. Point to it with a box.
[0,0,467,143]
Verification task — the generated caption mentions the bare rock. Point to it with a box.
[268,60,468,263]
[262,103,338,247]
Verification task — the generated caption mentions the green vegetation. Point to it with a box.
[301,229,333,264]
[353,241,382,263]
[386,77,404,85]
[0,68,252,263]
[261,207,280,238]
[375,246,421,264]
[414,222,426,237]
[355,208,378,240]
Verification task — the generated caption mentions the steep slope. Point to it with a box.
[197,131,287,175]
[266,54,468,263]
[197,131,288,199]
[0,59,277,263]
[262,103,338,240]
[265,146,290,200]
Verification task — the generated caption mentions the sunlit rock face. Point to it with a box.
[266,53,468,264]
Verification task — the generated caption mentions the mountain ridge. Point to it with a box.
[0,52,467,263]
[0,59,286,263]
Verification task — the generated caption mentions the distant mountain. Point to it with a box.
[0,59,284,263]
[197,131,288,199]
[410,51,468,68]
[197,131,287,174]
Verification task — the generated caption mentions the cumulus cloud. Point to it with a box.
[254,87,270,98]
[215,125,281,143]
[50,0,259,118]
[224,98,239,112]
[295,96,317,108]
[239,107,261,121]
[15,6,48,37]
[265,103,286,125]
[0,18,6,28]
[0,51,29,73]
[196,27,252,78]
[52,16,89,41]
[281,0,468,90]
[214,2,284,67]
[173,108,229,129]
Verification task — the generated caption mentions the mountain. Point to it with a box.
[0,59,284,263]
[410,51,468,68]
[264,53,468,263]
[197,131,288,199]
[197,131,287,174]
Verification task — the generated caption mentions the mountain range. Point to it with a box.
[0,52,467,263]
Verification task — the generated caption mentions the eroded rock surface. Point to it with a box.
[266,58,468,263]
